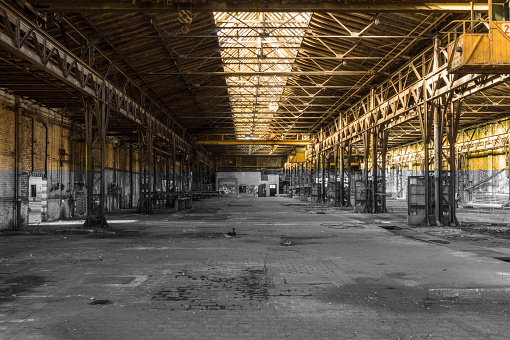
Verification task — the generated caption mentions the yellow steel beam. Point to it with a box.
[31,1,488,13]
[195,140,313,146]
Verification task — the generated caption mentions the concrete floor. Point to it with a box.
[1,197,510,340]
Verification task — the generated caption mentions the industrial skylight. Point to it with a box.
[214,12,311,140]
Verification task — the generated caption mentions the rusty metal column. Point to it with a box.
[363,132,370,213]
[508,136,510,202]
[309,154,313,197]
[380,129,389,213]
[295,163,298,195]
[314,148,321,202]
[304,157,308,198]
[434,102,443,226]
[180,152,185,192]
[298,163,304,199]
[322,150,326,203]
[372,128,378,213]
[187,151,191,192]
[449,100,461,226]
[166,155,171,207]
[84,94,109,228]
[334,145,338,206]
[423,104,431,224]
[339,144,345,207]
[14,96,20,228]
[421,50,433,225]
[432,37,443,226]
[346,144,352,207]
[138,126,153,214]
[291,163,294,194]
[172,138,177,191]
[129,148,134,208]
[199,159,203,192]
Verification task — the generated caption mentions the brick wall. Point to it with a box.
[0,98,15,228]
[0,90,198,229]
[0,92,142,229]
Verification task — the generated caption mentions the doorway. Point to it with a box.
[28,177,47,224]
[258,184,266,197]
[269,184,277,197]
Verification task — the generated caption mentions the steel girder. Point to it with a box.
[310,48,510,158]
[31,1,488,13]
[0,1,205,159]
[195,140,313,146]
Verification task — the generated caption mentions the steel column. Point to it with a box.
[129,147,134,208]
[315,151,320,202]
[339,144,344,206]
[422,99,432,224]
[166,155,171,207]
[346,144,352,207]
[14,96,20,228]
[372,129,378,213]
[448,100,461,226]
[334,146,338,206]
[363,131,371,213]
[380,129,389,213]
[322,150,326,203]
[84,94,109,228]
[138,126,153,214]
[433,100,443,226]
[172,139,177,191]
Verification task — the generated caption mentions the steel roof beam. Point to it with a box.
[101,34,432,40]
[0,1,211,161]
[195,140,313,146]
[32,2,488,13]
[184,85,362,89]
[140,71,376,76]
[120,56,393,61]
[181,117,321,119]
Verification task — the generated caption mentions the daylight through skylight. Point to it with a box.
[214,12,311,140]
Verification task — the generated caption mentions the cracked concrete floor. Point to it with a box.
[1,196,510,340]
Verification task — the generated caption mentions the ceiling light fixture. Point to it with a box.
[268,102,279,112]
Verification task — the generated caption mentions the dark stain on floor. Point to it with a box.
[0,275,46,302]
[151,267,272,311]
[187,208,221,214]
[320,278,510,315]
[179,215,229,221]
